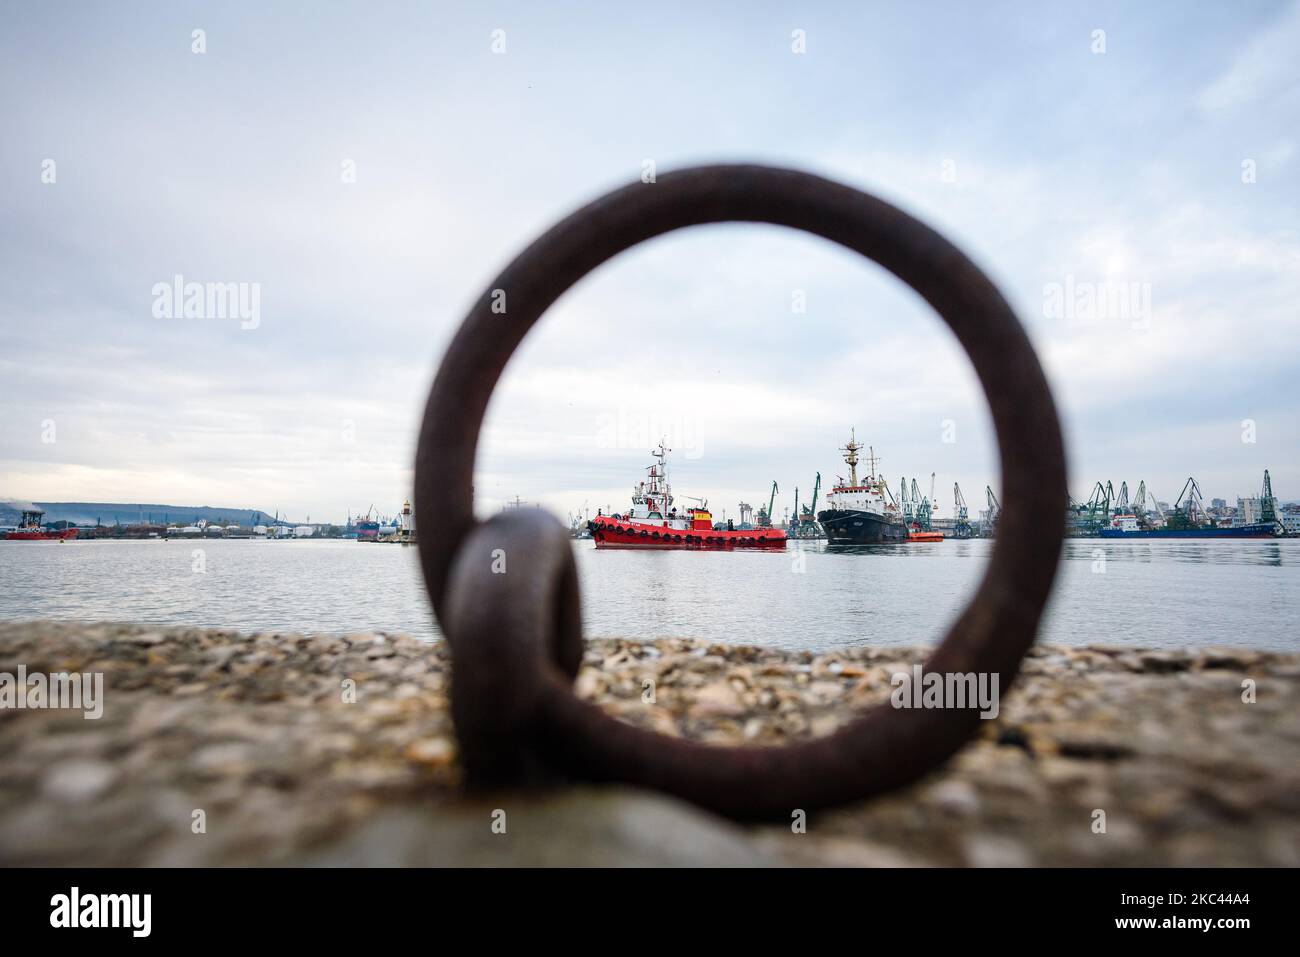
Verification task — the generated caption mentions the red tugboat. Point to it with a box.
[588,442,786,550]
[4,508,78,541]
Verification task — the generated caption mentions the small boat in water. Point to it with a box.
[588,442,786,550]
[4,509,77,541]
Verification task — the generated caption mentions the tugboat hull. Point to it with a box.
[817,509,910,545]
[4,528,78,541]
[588,518,785,550]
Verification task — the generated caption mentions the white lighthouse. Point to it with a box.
[399,499,415,542]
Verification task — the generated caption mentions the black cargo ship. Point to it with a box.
[817,431,910,545]
[819,508,911,544]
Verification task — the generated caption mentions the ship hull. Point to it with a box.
[818,509,910,545]
[4,529,78,541]
[588,518,786,550]
[1098,523,1277,539]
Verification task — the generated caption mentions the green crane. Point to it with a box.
[1169,477,1208,530]
[953,483,971,538]
[757,481,778,528]
[802,472,820,519]
[1261,469,1278,528]
[910,478,932,530]
[1082,481,1112,531]
[985,486,1001,535]
[1134,480,1166,528]
[793,473,822,538]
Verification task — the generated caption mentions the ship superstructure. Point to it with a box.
[3,508,78,541]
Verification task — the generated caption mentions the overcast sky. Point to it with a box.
[2,1,1297,524]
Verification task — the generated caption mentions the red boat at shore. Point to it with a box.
[4,509,77,541]
[588,443,786,550]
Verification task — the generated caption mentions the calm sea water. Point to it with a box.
[0,537,1295,651]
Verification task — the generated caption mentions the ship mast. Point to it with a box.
[643,439,672,511]
[840,429,863,487]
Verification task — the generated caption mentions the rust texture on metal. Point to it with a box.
[415,164,1067,818]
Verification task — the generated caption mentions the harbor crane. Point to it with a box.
[1082,481,1113,531]
[953,483,971,538]
[910,478,932,530]
[756,481,779,528]
[899,476,912,523]
[1134,480,1166,527]
[794,472,822,538]
[985,486,1001,534]
[880,476,897,507]
[801,472,821,521]
[1261,469,1279,529]
[1170,476,1209,529]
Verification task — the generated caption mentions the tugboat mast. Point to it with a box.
[634,439,673,512]
[650,440,670,494]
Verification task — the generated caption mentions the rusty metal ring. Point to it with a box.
[416,164,1066,818]
[442,507,583,786]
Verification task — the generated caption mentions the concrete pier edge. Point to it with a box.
[1,621,1296,866]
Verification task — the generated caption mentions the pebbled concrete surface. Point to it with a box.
[1,620,1297,866]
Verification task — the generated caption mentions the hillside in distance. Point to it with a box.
[0,502,277,527]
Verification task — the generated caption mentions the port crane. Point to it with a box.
[910,478,933,530]
[953,483,971,538]
[1170,476,1209,529]
[899,476,912,523]
[1261,469,1279,530]
[1133,480,1166,528]
[801,473,821,520]
[1081,481,1113,531]
[756,481,779,528]
[793,472,822,537]
[879,476,898,507]
[984,486,1001,534]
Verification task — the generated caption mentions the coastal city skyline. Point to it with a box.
[3,2,1298,522]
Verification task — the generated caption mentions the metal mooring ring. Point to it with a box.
[416,164,1066,818]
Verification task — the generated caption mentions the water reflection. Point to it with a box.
[1074,540,1289,567]
[820,542,949,557]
